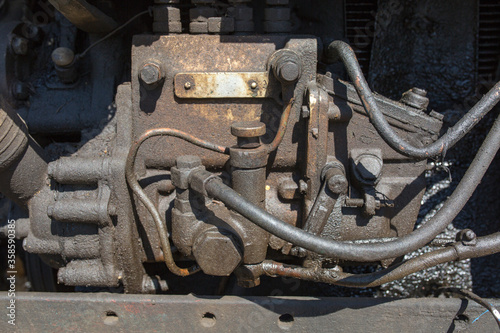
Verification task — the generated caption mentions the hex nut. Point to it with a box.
[193,230,243,276]
[153,21,182,33]
[153,6,181,22]
[140,63,163,86]
[208,17,235,33]
[176,155,202,169]
[190,21,209,34]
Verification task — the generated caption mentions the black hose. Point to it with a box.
[327,40,500,160]
[204,114,500,261]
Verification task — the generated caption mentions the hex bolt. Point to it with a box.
[193,229,243,276]
[11,36,29,56]
[140,63,163,86]
[176,155,202,169]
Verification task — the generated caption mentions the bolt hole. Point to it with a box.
[201,312,216,328]
[278,313,294,330]
[103,311,119,326]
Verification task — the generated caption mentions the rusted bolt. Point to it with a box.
[184,81,192,90]
[311,128,319,138]
[51,47,75,67]
[276,60,301,83]
[140,63,163,86]
[355,154,383,182]
[327,174,348,194]
[176,155,202,169]
[250,81,258,89]
[193,229,243,276]
[400,87,429,111]
[11,36,29,56]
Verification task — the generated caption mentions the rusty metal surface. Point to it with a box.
[1,292,499,332]
[131,35,317,169]
[174,72,275,99]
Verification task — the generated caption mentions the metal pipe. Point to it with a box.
[252,232,500,288]
[0,108,47,207]
[327,40,500,160]
[204,113,500,261]
[125,128,230,276]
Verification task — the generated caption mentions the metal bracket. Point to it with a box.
[174,72,273,98]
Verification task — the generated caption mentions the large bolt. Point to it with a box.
[400,87,429,111]
[140,63,163,87]
[193,229,243,276]
[355,154,383,182]
[11,36,29,56]
[231,121,266,149]
[276,59,301,83]
[176,155,202,169]
[51,47,75,67]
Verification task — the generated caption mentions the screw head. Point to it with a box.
[184,81,192,90]
[250,81,257,89]
[140,63,162,86]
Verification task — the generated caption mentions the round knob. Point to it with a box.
[231,121,266,138]
[51,47,75,67]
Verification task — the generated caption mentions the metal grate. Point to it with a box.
[345,0,378,75]
[478,0,500,79]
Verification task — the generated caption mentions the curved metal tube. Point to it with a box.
[251,232,500,288]
[204,113,500,262]
[265,97,294,153]
[327,40,500,159]
[125,128,229,276]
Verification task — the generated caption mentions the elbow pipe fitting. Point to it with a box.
[0,107,47,208]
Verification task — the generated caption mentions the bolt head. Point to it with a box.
[231,121,266,138]
[277,61,300,83]
[327,174,348,194]
[11,36,29,56]
[51,47,75,67]
[184,81,192,90]
[356,155,383,181]
[175,155,202,169]
[250,81,258,89]
[140,63,162,86]
[193,230,242,276]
